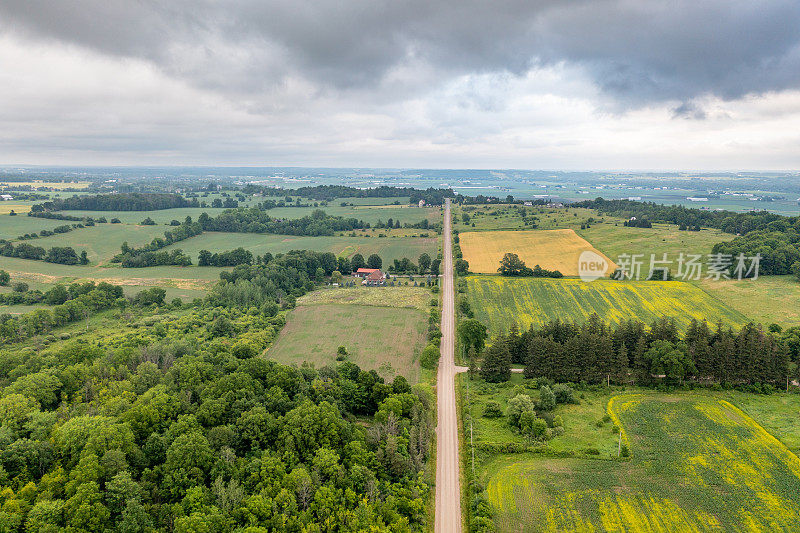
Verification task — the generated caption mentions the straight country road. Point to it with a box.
[435,199,462,533]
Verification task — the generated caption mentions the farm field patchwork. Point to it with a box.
[267,303,427,382]
[459,229,615,275]
[484,394,800,531]
[162,231,437,264]
[466,276,747,334]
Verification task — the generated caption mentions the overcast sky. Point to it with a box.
[1,0,800,170]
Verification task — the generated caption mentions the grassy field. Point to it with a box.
[162,231,437,264]
[0,214,83,240]
[453,205,597,232]
[460,229,616,275]
[466,276,747,334]
[577,222,734,273]
[697,275,800,327]
[267,303,427,382]
[298,284,434,312]
[482,392,800,531]
[27,223,168,263]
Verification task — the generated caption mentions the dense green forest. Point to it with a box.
[0,251,434,532]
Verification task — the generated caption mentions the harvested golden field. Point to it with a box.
[460,229,616,275]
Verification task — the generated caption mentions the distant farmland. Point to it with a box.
[459,229,616,275]
[466,276,747,334]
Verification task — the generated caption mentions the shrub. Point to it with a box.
[419,344,440,370]
[506,394,535,427]
[537,385,556,411]
[552,383,576,404]
[482,401,503,418]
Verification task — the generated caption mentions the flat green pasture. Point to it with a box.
[466,276,747,335]
[58,207,235,225]
[697,275,800,328]
[0,214,77,240]
[482,392,800,531]
[453,205,597,231]
[577,222,734,273]
[266,303,427,382]
[162,232,437,264]
[26,224,167,263]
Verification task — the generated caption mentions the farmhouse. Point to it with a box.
[353,267,380,278]
[0,194,13,201]
[362,269,387,286]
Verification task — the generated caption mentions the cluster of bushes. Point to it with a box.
[0,281,125,341]
[17,223,82,240]
[386,253,440,275]
[0,241,88,265]
[623,217,653,228]
[497,252,562,278]
[477,315,790,387]
[497,383,572,442]
[26,211,93,222]
[31,192,194,211]
[198,248,253,267]
[419,286,442,370]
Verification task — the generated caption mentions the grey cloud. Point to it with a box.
[672,101,708,120]
[2,0,800,106]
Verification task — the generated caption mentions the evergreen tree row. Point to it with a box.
[478,315,790,387]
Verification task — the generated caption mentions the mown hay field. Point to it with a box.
[466,276,747,334]
[459,229,616,275]
[267,303,427,382]
[485,394,800,532]
[162,231,438,265]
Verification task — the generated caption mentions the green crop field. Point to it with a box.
[161,231,437,264]
[0,214,82,240]
[482,393,800,531]
[577,221,734,273]
[267,303,427,382]
[466,275,747,334]
[697,275,800,328]
[27,223,167,263]
[263,204,438,226]
[453,204,597,231]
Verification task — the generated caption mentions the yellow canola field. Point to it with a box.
[459,229,617,275]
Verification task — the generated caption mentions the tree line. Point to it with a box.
[466,315,790,389]
[241,183,461,206]
[32,192,194,212]
[0,240,88,265]
[497,253,563,278]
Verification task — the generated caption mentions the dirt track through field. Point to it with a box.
[436,199,462,533]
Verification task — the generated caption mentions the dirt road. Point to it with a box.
[435,199,462,533]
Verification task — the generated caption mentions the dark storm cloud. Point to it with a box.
[2,0,800,104]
